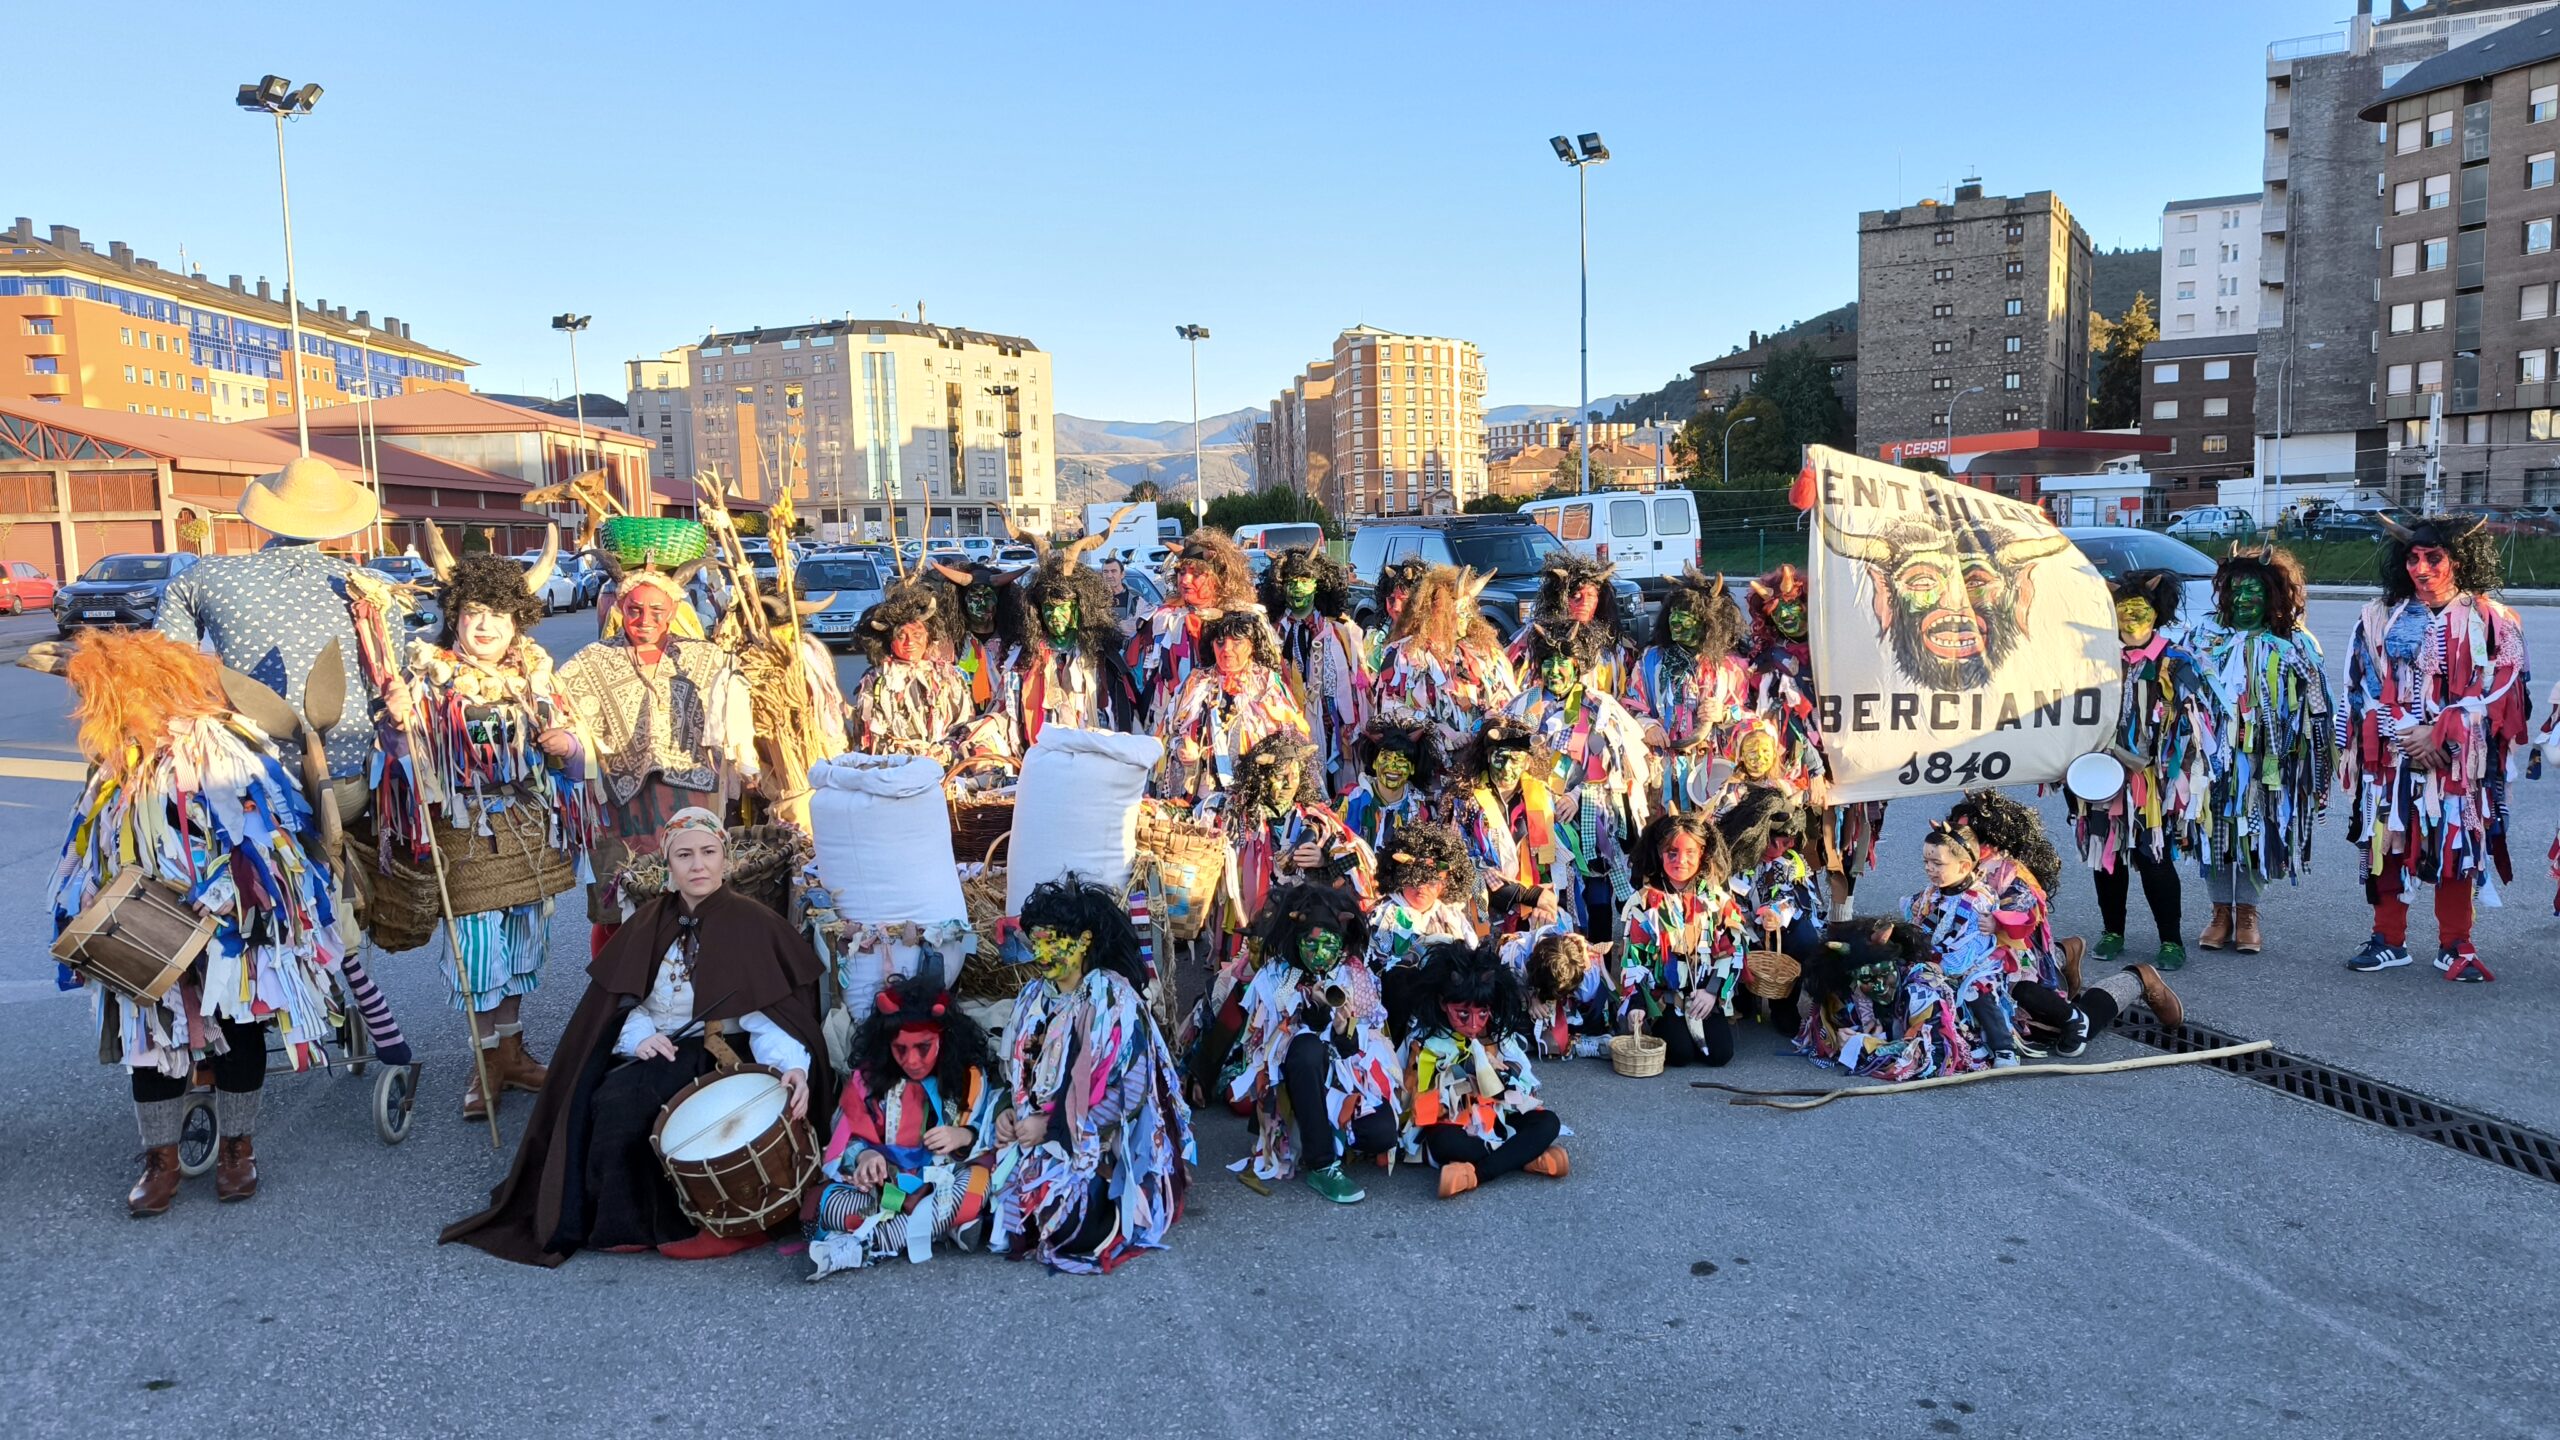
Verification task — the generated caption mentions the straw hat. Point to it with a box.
[238,455,378,541]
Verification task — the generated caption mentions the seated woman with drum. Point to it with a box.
[442,808,827,1267]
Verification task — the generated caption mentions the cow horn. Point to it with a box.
[1068,504,1139,565]
[522,523,561,596]
[931,562,974,586]
[421,522,459,583]
[1816,511,1894,566]
[1456,565,1494,613]
[796,593,835,617]
[1991,527,2072,568]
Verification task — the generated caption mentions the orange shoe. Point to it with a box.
[658,1229,767,1261]
[1522,1146,1570,1179]
[1436,1162,1479,1199]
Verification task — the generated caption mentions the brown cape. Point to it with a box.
[439,886,829,1267]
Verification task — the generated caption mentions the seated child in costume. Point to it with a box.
[1394,939,1568,1200]
[1793,917,1927,1070]
[1366,820,1481,976]
[1512,925,1617,1059]
[1715,783,1829,1035]
[808,972,1006,1279]
[1340,716,1442,855]
[1880,822,2019,1078]
[993,876,1195,1274]
[1450,716,1568,938]
[1222,882,1400,1206]
[1616,812,1750,1068]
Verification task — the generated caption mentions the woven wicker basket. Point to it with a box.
[1610,1012,1667,1078]
[365,805,581,955]
[1135,800,1226,941]
[958,832,1037,1001]
[946,754,1019,863]
[1740,947,1801,1001]
[615,823,808,921]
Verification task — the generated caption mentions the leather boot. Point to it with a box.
[2059,936,2086,996]
[462,1040,500,1120]
[2198,903,2234,951]
[215,1135,258,1202]
[128,1145,180,1218]
[2234,905,2262,954]
[495,1032,548,1094]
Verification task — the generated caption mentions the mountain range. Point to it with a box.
[1053,407,1264,510]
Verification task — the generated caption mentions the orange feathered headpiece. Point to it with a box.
[63,628,228,767]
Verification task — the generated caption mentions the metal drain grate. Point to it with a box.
[2113,1007,2560,1187]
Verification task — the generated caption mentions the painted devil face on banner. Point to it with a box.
[1822,513,2065,692]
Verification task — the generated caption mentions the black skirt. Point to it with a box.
[576,1041,716,1251]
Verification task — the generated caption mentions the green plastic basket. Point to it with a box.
[598,516,709,569]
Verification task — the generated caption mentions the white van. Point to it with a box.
[1235,522,1326,553]
[1519,490,1700,595]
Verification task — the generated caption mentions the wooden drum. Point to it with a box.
[650,1065,818,1239]
[50,869,218,1005]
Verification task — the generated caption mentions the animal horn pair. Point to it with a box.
[1066,504,1139,566]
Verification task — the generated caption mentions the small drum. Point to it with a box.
[651,1065,818,1239]
[2064,751,2128,807]
[51,869,218,1005]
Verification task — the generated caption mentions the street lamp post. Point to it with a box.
[1550,132,1610,495]
[347,324,384,555]
[1175,324,1210,521]
[1946,384,1987,474]
[1722,413,1759,490]
[551,313,598,512]
[236,74,323,457]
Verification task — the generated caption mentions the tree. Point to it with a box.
[1753,342,1852,455]
[1549,444,1586,493]
[1204,486,1334,535]
[1156,498,1197,534]
[1676,393,1791,487]
[1126,479,1162,503]
[1464,492,1525,514]
[2089,290,2157,429]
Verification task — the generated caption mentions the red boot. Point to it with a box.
[658,1228,767,1261]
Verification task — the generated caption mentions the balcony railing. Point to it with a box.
[2268,31,2348,62]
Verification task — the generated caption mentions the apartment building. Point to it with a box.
[2256,0,2557,491]
[1484,440,1670,499]
[1483,418,1638,463]
[1266,360,1339,503]
[624,349,698,485]
[2139,333,2261,505]
[0,218,469,425]
[2364,16,2560,505]
[673,317,1057,540]
[1311,327,1485,518]
[1854,181,2093,454]
[2159,194,2263,336]
[1690,324,1859,417]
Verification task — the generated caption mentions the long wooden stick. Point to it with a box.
[419,820,504,1149]
[1694,1039,2273,1110]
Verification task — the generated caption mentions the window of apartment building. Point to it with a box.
[118,326,132,345]
[1932,267,1952,283]
[2422,236,2449,270]
[2179,213,2199,232]
[2534,153,2558,189]
[2429,109,2454,146]
[1931,339,1953,354]
[2395,180,2422,214]
[2418,358,2444,393]
[2203,359,2231,381]
[2534,408,2560,441]
[2005,298,2024,315]
[2528,284,2554,320]
[2224,209,2241,227]
[2389,362,2414,395]
[2154,363,2180,383]
[1931,303,1953,318]
[2178,247,2196,266]
[2202,434,2230,454]
[2004,335,2023,353]
[2419,297,2447,330]
[2393,240,2420,275]
[2537,85,2560,123]
[2425,173,2452,209]
[2530,217,2557,254]
[2002,372,2022,390]
[122,364,135,383]
[25,356,57,375]
[23,317,53,336]
[1934,229,1954,245]
[1930,411,1949,426]
[2176,314,2197,332]
[2005,259,2023,277]
[1931,376,1953,390]
[2153,400,2178,420]
[2466,413,2491,445]
[2525,349,2551,384]
[1999,223,2022,241]
[2002,408,2024,424]
[2177,280,2198,300]
[2204,397,2230,417]
[2398,119,2422,153]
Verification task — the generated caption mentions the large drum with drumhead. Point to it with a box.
[650,1065,818,1240]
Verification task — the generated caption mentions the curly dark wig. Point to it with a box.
[1375,819,1479,897]
[927,560,1019,646]
[1403,938,1530,1041]
[1631,810,1732,892]
[2212,545,2309,637]
[1455,715,1539,785]
[1945,787,2060,894]
[1231,728,1322,821]
[1804,917,1928,1002]
[2378,514,2502,604]
[1259,545,1352,621]
[1253,879,1369,971]
[1522,618,1607,678]
[847,969,996,1098]
[1651,567,1745,658]
[435,553,546,648]
[1714,784,1811,867]
[1165,527,1258,609]
[1530,551,1630,648]
[1003,551,1119,657]
[854,577,949,663]
[1356,716,1445,791]
[1374,554,1432,618]
[1745,563,1808,653]
[1016,873,1146,988]
[1201,606,1284,671]
[1527,929,1601,1007]
[2110,567,2184,627]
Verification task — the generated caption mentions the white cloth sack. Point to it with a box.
[808,752,966,925]
[1005,726,1164,914]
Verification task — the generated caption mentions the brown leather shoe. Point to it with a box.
[215,1135,258,1202]
[461,1054,492,1121]
[2233,905,2262,954]
[495,1033,548,1094]
[128,1145,180,1218]
[2059,936,2085,996]
[2198,903,2234,951]
[2130,963,2184,1031]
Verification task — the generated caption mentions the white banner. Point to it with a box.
[1803,445,2121,803]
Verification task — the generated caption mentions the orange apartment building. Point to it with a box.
[0,218,469,427]
[1277,326,1486,518]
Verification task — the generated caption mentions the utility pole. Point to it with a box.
[2423,390,2445,514]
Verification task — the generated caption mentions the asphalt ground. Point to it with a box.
[3,607,2557,1439]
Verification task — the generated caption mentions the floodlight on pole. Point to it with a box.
[551,313,601,510]
[1176,324,1211,519]
[237,73,322,457]
[1549,130,1608,494]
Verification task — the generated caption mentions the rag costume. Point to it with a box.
[1150,621,1309,807]
[1450,717,1565,937]
[1001,533,1142,744]
[1218,884,1400,1190]
[1509,620,1652,941]
[1615,818,1749,1070]
[1337,718,1442,856]
[1746,564,1884,913]
[2189,547,2335,950]
[1624,568,1753,814]
[1261,546,1373,794]
[1394,941,1565,1199]
[440,884,826,1266]
[1129,528,1263,723]
[2075,570,2216,965]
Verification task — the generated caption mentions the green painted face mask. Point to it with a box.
[1373,750,1413,797]
[1541,654,1579,694]
[1488,749,1525,792]
[1285,576,1317,612]
[1666,607,1702,649]
[1296,928,1344,973]
[1772,598,1807,640]
[1040,598,1078,642]
[2230,575,2266,629]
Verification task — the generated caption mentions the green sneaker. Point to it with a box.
[2155,942,2187,972]
[2094,932,2125,962]
[1303,1162,1366,1205]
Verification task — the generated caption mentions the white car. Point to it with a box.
[515,556,579,614]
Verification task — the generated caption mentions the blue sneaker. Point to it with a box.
[2348,937,2413,972]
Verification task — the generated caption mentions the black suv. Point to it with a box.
[53,552,199,638]
[1343,515,1644,643]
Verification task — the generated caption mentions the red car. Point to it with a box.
[1,561,55,615]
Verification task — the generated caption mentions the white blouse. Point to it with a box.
[614,942,811,1074]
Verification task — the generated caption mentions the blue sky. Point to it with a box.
[20,1,2323,421]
